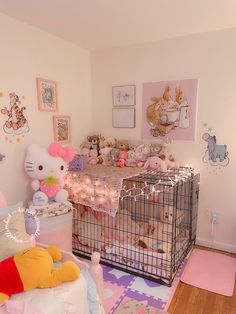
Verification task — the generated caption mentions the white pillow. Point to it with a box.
[0,202,34,261]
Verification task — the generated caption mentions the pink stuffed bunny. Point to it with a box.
[159,154,179,170]
[144,156,167,172]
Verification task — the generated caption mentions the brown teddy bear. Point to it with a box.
[116,140,129,151]
[87,135,101,151]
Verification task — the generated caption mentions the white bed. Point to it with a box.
[11,270,98,314]
[0,244,104,314]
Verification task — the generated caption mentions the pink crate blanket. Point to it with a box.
[65,165,145,217]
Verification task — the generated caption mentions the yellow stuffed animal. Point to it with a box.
[0,245,80,303]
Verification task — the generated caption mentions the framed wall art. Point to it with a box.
[112,108,135,128]
[112,85,136,106]
[37,78,58,112]
[53,115,71,143]
[142,78,198,140]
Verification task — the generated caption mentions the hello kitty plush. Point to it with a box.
[24,142,75,206]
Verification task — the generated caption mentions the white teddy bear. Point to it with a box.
[88,149,99,165]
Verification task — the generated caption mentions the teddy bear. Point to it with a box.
[87,135,101,152]
[24,142,75,206]
[0,245,80,304]
[149,143,163,156]
[98,147,113,166]
[144,156,167,172]
[116,140,129,151]
[80,141,91,157]
[100,136,116,149]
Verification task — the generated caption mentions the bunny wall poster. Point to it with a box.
[24,142,75,206]
[142,79,198,140]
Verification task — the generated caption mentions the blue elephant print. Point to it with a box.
[202,133,228,163]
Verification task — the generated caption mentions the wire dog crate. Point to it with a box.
[72,167,200,286]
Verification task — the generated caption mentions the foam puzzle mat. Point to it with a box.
[103,258,187,313]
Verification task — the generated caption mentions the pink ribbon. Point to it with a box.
[48,142,75,163]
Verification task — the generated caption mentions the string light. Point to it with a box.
[66,167,194,204]
[119,167,193,201]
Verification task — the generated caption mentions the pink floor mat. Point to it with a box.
[181,248,236,296]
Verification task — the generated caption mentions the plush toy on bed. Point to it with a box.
[159,154,179,170]
[144,156,167,172]
[0,245,80,304]
[25,142,75,206]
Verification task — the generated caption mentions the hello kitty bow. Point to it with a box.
[48,142,75,162]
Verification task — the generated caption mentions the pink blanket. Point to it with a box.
[0,301,42,314]
[66,165,144,217]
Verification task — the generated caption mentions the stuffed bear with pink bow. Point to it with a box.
[25,142,75,206]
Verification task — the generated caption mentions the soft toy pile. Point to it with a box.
[0,245,80,303]
[79,134,179,171]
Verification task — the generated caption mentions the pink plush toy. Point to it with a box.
[144,156,167,172]
[159,154,179,170]
[116,150,128,167]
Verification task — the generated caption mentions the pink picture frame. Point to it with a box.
[53,115,71,143]
[36,77,58,112]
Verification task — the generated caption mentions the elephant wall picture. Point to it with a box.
[202,133,229,167]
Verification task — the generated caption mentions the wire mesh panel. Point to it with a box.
[72,167,200,286]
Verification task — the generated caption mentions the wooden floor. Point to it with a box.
[167,246,236,314]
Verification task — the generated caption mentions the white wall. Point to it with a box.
[91,28,236,252]
[0,13,92,204]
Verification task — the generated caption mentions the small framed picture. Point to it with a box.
[53,115,71,143]
[112,108,135,128]
[112,85,136,106]
[36,78,58,111]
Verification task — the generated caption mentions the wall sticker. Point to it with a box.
[202,123,229,167]
[1,92,30,142]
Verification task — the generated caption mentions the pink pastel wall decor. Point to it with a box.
[142,79,198,140]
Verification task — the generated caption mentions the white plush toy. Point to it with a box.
[24,142,75,206]
[88,149,98,165]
